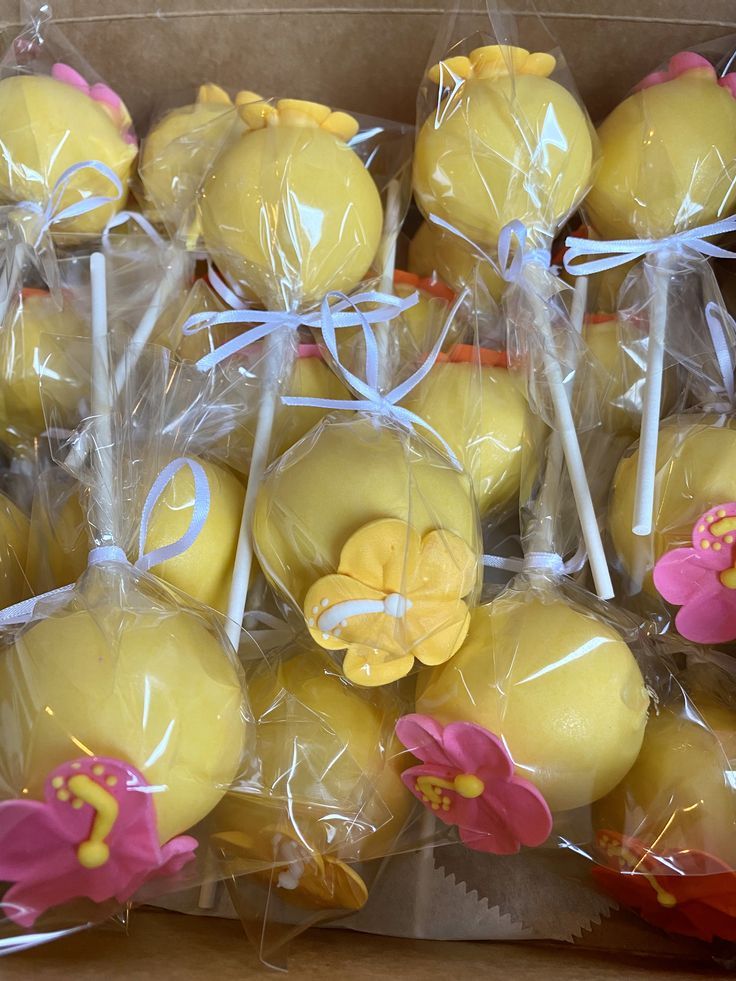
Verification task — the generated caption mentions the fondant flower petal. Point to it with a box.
[442,722,513,779]
[395,714,454,768]
[303,574,385,651]
[410,599,470,666]
[342,646,415,687]
[51,62,90,94]
[653,548,719,605]
[410,529,476,599]
[338,519,421,594]
[675,586,736,645]
[458,821,521,855]
[485,777,553,848]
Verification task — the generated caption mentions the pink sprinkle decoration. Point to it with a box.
[0,757,196,927]
[653,503,736,645]
[395,714,552,855]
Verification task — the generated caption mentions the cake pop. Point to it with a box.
[212,644,411,911]
[140,84,245,226]
[253,415,481,687]
[198,97,383,308]
[408,221,504,304]
[0,289,87,445]
[413,594,649,817]
[608,416,736,594]
[400,354,530,517]
[0,64,136,236]
[413,45,593,246]
[593,691,736,941]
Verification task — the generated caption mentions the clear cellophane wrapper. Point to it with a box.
[201,629,420,967]
[577,635,736,949]
[0,4,136,241]
[0,344,267,944]
[251,408,483,688]
[0,465,32,610]
[137,85,243,236]
[413,1,597,268]
[606,268,736,620]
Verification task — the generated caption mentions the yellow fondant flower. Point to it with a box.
[303,519,477,687]
[428,44,556,85]
[235,95,359,141]
[212,826,368,911]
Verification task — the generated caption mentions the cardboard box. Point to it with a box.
[0,0,734,971]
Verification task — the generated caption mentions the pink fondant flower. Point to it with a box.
[0,757,196,927]
[653,503,736,645]
[395,714,552,855]
[634,51,736,100]
[51,63,137,144]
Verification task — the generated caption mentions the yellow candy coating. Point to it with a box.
[253,415,479,610]
[26,473,88,594]
[140,97,242,224]
[0,75,135,235]
[609,417,736,592]
[583,316,677,438]
[0,602,245,842]
[143,457,245,615]
[587,74,736,239]
[214,646,410,869]
[409,220,504,303]
[0,291,87,439]
[199,124,383,307]
[414,72,593,245]
[401,361,529,516]
[594,695,736,867]
[0,491,29,608]
[417,595,649,811]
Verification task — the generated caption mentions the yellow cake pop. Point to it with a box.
[140,84,245,226]
[198,98,383,307]
[608,416,736,592]
[583,314,677,438]
[586,53,736,240]
[253,415,481,686]
[0,491,29,609]
[416,595,649,812]
[212,645,411,909]
[594,693,736,867]
[0,290,87,442]
[413,45,593,246]
[0,594,245,843]
[142,457,245,616]
[26,470,88,595]
[401,356,530,516]
[408,220,504,303]
[0,67,136,236]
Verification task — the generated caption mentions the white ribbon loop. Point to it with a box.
[182,289,418,373]
[282,287,468,469]
[704,300,736,407]
[101,210,164,251]
[497,219,551,284]
[563,216,736,276]
[16,160,125,249]
[0,456,211,626]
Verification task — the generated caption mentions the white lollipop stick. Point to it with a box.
[528,286,613,599]
[375,180,402,391]
[89,252,115,544]
[224,324,293,651]
[632,257,669,537]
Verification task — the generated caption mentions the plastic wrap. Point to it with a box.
[0,6,135,240]
[412,6,613,599]
[138,84,244,236]
[0,300,253,944]
[589,640,736,945]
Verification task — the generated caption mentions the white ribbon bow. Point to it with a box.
[483,545,587,578]
[281,287,468,469]
[563,215,736,276]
